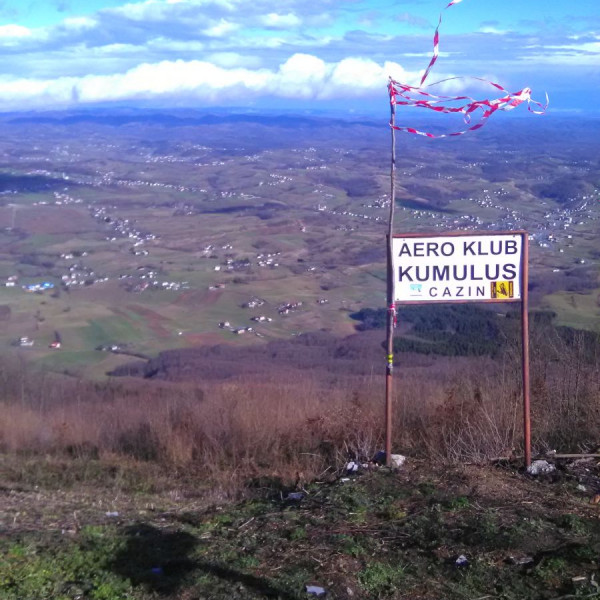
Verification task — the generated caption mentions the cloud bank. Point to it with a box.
[0,0,596,111]
[0,54,422,109]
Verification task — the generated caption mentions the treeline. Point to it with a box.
[109,330,387,383]
[350,305,599,359]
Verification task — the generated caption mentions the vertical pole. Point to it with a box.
[521,233,531,468]
[385,95,397,468]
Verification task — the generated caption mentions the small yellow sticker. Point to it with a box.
[491,280,514,299]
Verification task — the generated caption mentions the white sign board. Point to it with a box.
[392,233,523,303]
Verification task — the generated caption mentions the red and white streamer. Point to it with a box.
[389,0,548,138]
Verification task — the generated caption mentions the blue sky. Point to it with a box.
[0,0,598,114]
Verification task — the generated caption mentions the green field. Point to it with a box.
[0,115,598,377]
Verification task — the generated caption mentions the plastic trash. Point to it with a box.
[346,461,359,473]
[372,450,386,465]
[526,460,555,475]
[455,555,469,567]
[390,454,406,468]
[286,492,304,501]
[151,567,163,575]
[105,511,119,517]
[371,451,406,467]
[306,584,326,596]
[507,555,534,566]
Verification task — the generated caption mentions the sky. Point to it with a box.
[0,0,598,115]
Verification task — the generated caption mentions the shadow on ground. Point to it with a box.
[110,523,299,599]
[110,524,197,595]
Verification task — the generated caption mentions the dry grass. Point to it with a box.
[0,331,599,492]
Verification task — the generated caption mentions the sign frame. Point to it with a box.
[385,229,531,468]
[392,230,528,306]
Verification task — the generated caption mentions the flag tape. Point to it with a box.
[388,0,548,138]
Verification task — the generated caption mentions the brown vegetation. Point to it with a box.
[0,326,599,493]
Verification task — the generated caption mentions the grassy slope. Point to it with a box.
[543,288,600,331]
[2,460,600,600]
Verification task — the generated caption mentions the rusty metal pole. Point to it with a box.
[385,97,397,468]
[521,233,531,468]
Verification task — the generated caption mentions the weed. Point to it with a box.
[377,499,408,521]
[417,481,437,497]
[536,556,569,587]
[334,534,368,557]
[0,531,136,600]
[445,495,471,511]
[358,561,407,598]
[289,526,307,541]
[557,514,589,535]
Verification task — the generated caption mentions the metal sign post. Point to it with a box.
[521,235,531,467]
[387,231,532,468]
[384,101,397,468]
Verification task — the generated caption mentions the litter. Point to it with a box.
[507,555,534,566]
[526,460,556,475]
[372,451,386,465]
[390,454,406,468]
[346,461,359,473]
[371,451,407,467]
[455,555,469,567]
[306,585,326,596]
[286,492,304,501]
[105,511,119,517]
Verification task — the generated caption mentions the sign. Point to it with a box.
[392,232,524,303]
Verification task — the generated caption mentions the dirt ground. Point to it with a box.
[2,455,600,600]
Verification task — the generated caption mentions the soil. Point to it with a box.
[2,456,600,600]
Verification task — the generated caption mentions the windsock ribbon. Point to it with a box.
[389,0,548,138]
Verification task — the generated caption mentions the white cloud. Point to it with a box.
[261,12,302,29]
[524,40,600,65]
[206,52,262,68]
[0,53,429,109]
[479,26,508,35]
[203,19,239,37]
[109,0,171,22]
[63,17,98,30]
[0,24,33,38]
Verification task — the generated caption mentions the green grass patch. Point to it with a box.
[543,289,600,331]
